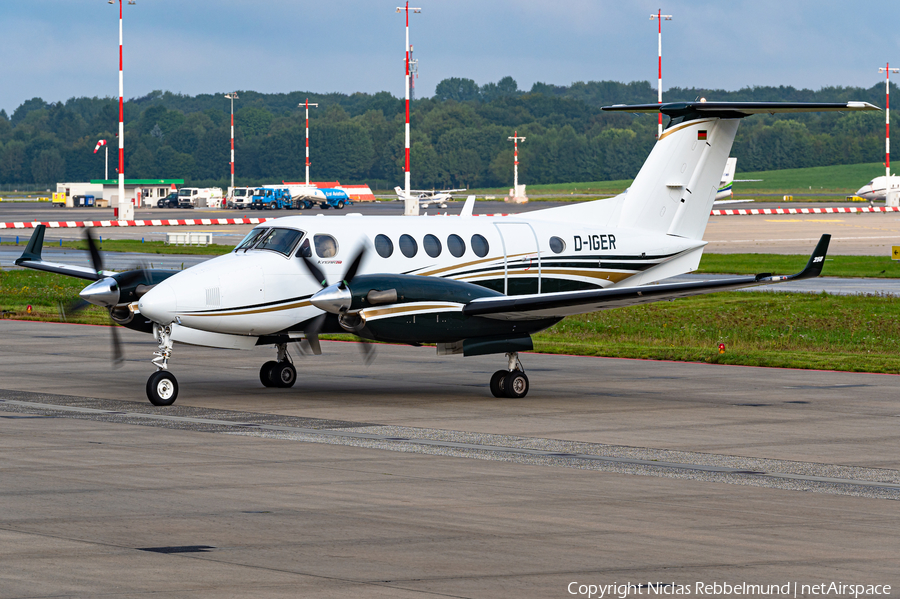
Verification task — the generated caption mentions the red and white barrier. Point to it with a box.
[0,217,276,230]
[710,206,900,216]
[2,206,899,230]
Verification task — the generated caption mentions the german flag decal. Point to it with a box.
[698,130,708,140]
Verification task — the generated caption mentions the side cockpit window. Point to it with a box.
[314,234,339,258]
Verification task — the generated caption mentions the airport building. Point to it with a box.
[55,179,184,208]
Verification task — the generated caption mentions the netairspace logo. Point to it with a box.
[566,581,893,598]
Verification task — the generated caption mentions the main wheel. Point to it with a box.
[336,200,345,209]
[303,200,313,209]
[272,362,297,388]
[489,370,507,398]
[259,360,279,387]
[147,371,178,406]
[504,370,529,398]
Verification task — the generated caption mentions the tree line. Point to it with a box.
[0,78,895,190]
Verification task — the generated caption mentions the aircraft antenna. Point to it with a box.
[650,9,673,140]
[397,3,422,215]
[879,63,899,178]
[299,99,319,186]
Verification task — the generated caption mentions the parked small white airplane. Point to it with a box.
[856,175,900,202]
[394,186,467,209]
[17,100,877,406]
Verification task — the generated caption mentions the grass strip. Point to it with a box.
[2,270,897,374]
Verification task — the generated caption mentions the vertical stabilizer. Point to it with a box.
[615,118,738,240]
[602,101,879,240]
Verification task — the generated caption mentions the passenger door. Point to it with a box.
[494,222,541,295]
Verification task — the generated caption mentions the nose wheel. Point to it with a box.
[489,352,530,398]
[147,371,178,406]
[147,323,178,406]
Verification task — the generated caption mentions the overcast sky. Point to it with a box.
[2,0,898,114]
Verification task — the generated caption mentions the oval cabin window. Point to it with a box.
[375,234,393,258]
[423,234,442,258]
[399,234,418,258]
[447,234,466,258]
[471,234,489,258]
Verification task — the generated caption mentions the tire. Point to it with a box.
[336,200,345,209]
[259,360,279,387]
[272,362,297,388]
[489,370,507,398]
[146,371,178,406]
[304,201,313,210]
[269,202,276,210]
[503,370,529,398]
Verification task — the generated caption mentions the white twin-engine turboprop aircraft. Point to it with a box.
[17,101,877,406]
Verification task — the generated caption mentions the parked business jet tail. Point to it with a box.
[715,157,737,201]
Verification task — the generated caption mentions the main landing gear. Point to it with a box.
[147,324,178,406]
[259,343,296,388]
[489,352,529,399]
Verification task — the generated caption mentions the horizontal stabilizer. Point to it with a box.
[602,101,880,118]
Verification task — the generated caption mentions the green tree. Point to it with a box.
[31,148,66,184]
[435,78,479,102]
[0,140,27,183]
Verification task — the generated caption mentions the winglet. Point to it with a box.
[756,234,830,283]
[15,225,46,265]
[792,234,831,280]
[460,195,476,218]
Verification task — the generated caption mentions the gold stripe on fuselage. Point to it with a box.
[362,302,463,321]
[416,252,531,277]
[182,299,312,318]
[658,118,714,142]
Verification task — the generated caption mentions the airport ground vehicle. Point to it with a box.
[15,100,875,406]
[251,188,293,210]
[226,187,254,209]
[292,187,352,210]
[72,195,95,207]
[176,187,224,209]
[156,193,180,208]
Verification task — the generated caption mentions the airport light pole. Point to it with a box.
[109,0,135,220]
[508,131,526,197]
[396,2,421,215]
[879,64,899,178]
[299,99,319,186]
[650,9,672,140]
[225,93,238,192]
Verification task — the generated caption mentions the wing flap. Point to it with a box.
[464,235,830,320]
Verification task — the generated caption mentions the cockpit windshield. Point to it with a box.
[254,228,305,256]
[235,228,269,251]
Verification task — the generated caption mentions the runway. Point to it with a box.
[1,320,898,597]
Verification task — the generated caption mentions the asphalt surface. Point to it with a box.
[1,321,898,597]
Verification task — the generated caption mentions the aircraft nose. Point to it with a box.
[79,277,120,307]
[856,185,871,197]
[138,282,178,324]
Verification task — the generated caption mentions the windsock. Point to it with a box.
[93,139,107,154]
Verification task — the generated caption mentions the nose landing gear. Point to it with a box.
[260,343,297,388]
[147,324,178,406]
[489,352,530,398]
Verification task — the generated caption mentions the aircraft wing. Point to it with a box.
[463,235,830,321]
[14,225,108,281]
[602,101,879,116]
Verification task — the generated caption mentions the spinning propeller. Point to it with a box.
[58,229,154,368]
[297,246,376,365]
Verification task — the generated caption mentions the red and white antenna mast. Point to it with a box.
[879,63,899,178]
[225,93,238,192]
[650,9,672,140]
[396,2,421,215]
[299,99,319,186]
[507,131,526,196]
[111,0,136,220]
